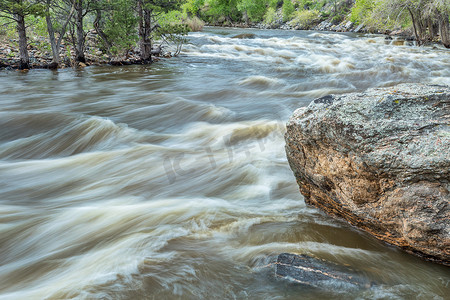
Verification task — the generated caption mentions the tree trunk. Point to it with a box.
[408,7,421,46]
[417,17,426,41]
[75,0,85,63]
[438,13,450,48]
[427,18,435,41]
[15,13,29,69]
[56,0,76,54]
[94,9,111,50]
[243,11,249,26]
[138,0,152,62]
[45,3,60,64]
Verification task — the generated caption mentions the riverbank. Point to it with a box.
[206,19,418,42]
[0,20,440,71]
[0,30,173,70]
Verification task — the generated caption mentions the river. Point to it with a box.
[0,27,449,299]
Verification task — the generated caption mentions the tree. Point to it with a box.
[0,0,45,69]
[205,0,240,23]
[237,0,267,23]
[351,0,450,47]
[43,0,76,65]
[281,0,294,22]
[94,0,138,56]
[73,0,86,62]
[135,0,183,62]
[183,0,205,18]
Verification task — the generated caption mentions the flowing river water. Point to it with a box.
[0,27,449,299]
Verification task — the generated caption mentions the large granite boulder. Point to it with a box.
[285,84,449,265]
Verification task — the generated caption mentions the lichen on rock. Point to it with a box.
[285,83,450,265]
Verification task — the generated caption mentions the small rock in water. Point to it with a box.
[275,253,372,289]
[231,33,255,39]
[392,40,405,46]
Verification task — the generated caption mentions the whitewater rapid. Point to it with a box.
[0,27,449,299]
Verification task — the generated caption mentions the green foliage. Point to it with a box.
[182,0,205,16]
[159,9,203,31]
[290,9,320,28]
[281,0,294,22]
[26,14,47,36]
[0,0,46,17]
[157,23,189,55]
[350,0,409,29]
[320,11,330,18]
[143,0,184,13]
[331,14,342,24]
[263,6,276,24]
[268,0,279,9]
[205,0,240,22]
[184,16,205,31]
[350,0,375,24]
[0,16,16,36]
[237,0,266,22]
[159,9,187,25]
[102,0,138,54]
[295,0,313,9]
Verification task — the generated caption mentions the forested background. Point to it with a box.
[0,0,449,69]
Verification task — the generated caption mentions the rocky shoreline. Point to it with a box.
[207,17,418,41]
[1,18,423,71]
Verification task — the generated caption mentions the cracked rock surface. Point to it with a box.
[285,83,449,265]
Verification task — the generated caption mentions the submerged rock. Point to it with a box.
[231,33,256,39]
[276,253,372,289]
[285,84,450,265]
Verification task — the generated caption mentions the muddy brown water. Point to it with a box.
[0,27,449,299]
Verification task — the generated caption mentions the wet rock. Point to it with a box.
[314,21,333,31]
[44,62,58,69]
[231,33,256,39]
[285,84,450,265]
[276,253,372,289]
[392,39,405,46]
[280,24,292,30]
[353,24,364,33]
[343,21,354,31]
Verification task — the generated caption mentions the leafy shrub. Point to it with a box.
[185,16,205,31]
[331,14,343,24]
[263,7,277,24]
[182,0,206,16]
[101,0,138,55]
[237,0,267,22]
[351,0,403,30]
[0,25,7,36]
[269,0,280,9]
[282,0,295,22]
[295,0,313,10]
[290,9,320,28]
[350,0,374,24]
